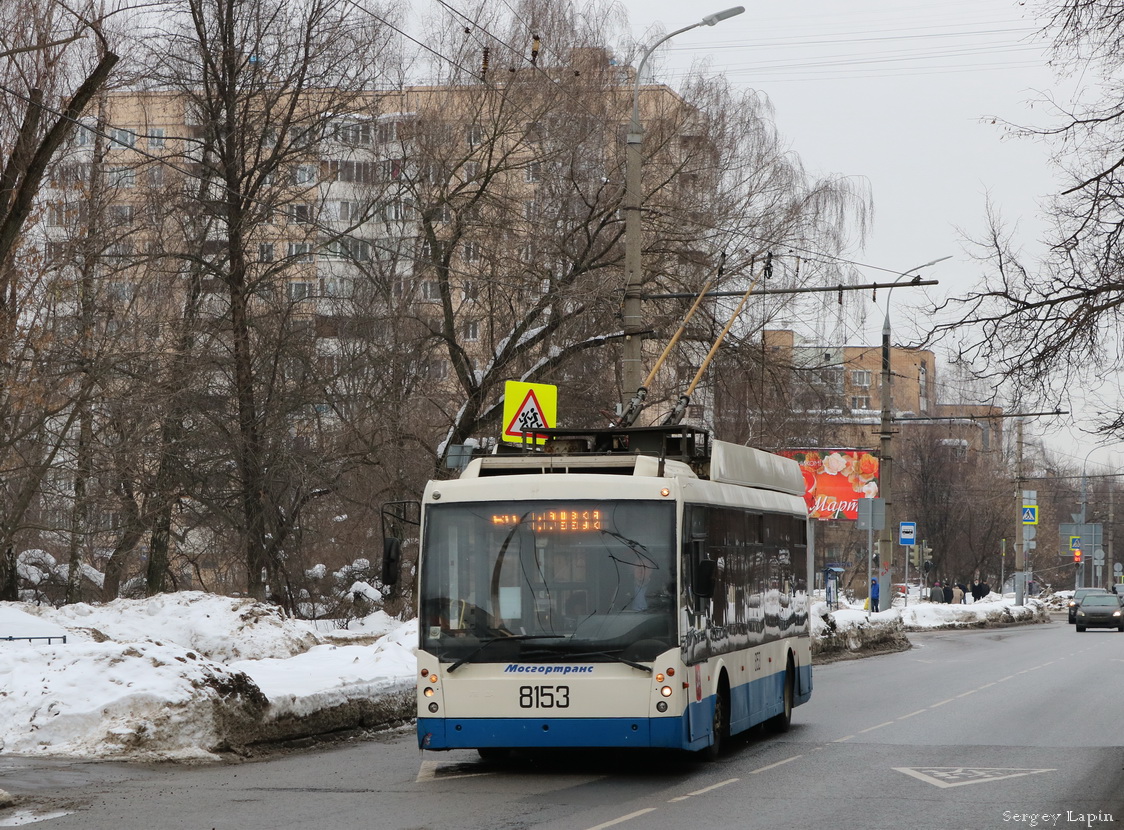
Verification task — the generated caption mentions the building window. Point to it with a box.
[338,201,363,223]
[147,128,165,148]
[851,370,871,388]
[329,238,371,262]
[463,241,481,263]
[524,161,542,182]
[421,280,441,301]
[107,167,135,188]
[107,204,134,224]
[290,204,312,224]
[463,281,479,301]
[377,120,398,144]
[258,243,274,262]
[288,281,312,301]
[287,242,313,262]
[294,164,317,185]
[75,124,95,146]
[463,320,479,341]
[940,438,968,461]
[423,358,448,380]
[919,362,929,412]
[850,396,871,410]
[466,124,484,146]
[338,121,372,146]
[109,128,136,148]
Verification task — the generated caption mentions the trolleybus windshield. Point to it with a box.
[420,500,676,665]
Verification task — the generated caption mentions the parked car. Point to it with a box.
[1074,593,1124,632]
[1068,588,1109,623]
[1111,583,1124,598]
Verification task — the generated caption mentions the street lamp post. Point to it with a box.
[620,6,745,412]
[877,256,951,606]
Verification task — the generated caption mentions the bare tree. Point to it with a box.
[928,3,1124,432]
[0,0,120,599]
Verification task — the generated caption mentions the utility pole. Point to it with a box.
[877,309,894,608]
[1015,420,1025,605]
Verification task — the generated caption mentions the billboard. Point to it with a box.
[777,449,880,521]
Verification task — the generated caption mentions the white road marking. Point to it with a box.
[897,709,927,720]
[669,777,740,801]
[894,766,1055,789]
[750,755,803,774]
[584,808,658,829]
[859,721,895,733]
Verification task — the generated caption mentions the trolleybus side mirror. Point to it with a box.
[382,537,402,586]
[694,558,716,598]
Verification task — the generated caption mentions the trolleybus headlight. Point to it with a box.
[660,686,673,697]
[428,702,439,713]
[423,687,435,697]
[656,701,668,713]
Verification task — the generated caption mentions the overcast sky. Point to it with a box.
[612,0,1123,467]
[620,0,1061,328]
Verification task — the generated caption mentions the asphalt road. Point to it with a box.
[2,614,1121,830]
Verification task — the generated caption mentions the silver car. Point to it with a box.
[1074,594,1124,632]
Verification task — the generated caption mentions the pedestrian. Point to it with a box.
[943,582,954,603]
[870,578,880,613]
[951,582,964,604]
[956,582,968,604]
[929,581,944,603]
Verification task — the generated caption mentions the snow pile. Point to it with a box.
[811,595,1049,661]
[19,591,323,662]
[230,620,417,720]
[0,639,266,760]
[0,593,416,761]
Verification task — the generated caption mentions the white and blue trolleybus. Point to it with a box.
[409,425,812,757]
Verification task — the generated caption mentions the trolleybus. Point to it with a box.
[404,425,812,757]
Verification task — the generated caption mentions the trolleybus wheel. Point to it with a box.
[768,658,794,733]
[701,676,729,761]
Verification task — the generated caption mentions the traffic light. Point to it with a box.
[1074,548,1083,566]
[909,545,920,568]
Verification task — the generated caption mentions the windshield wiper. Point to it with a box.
[560,650,653,674]
[446,634,567,672]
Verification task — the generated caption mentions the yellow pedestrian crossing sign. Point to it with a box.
[502,381,557,445]
[1021,506,1038,525]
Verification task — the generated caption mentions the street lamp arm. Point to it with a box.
[619,5,745,404]
[629,7,745,131]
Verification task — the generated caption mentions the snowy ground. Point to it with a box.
[0,591,1049,763]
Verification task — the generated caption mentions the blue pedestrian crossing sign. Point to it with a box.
[1022,506,1039,525]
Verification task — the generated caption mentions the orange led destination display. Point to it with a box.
[490,509,604,533]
